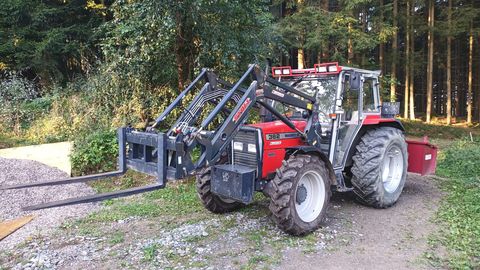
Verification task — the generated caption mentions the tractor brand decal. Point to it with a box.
[233,98,252,122]
[272,90,285,97]
[266,132,301,140]
[269,141,282,146]
[222,172,230,182]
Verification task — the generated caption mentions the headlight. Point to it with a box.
[233,142,243,151]
[328,65,338,72]
[316,66,327,73]
[247,143,256,153]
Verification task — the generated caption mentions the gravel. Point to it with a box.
[0,157,99,250]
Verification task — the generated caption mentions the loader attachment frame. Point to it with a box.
[3,64,316,210]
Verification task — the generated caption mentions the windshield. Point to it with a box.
[273,76,338,125]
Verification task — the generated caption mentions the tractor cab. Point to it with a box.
[264,63,399,173]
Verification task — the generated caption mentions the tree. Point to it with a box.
[0,0,107,84]
[101,0,272,91]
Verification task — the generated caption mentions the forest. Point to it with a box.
[1,0,480,135]
[0,1,479,269]
[1,0,480,200]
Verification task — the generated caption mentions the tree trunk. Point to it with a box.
[320,0,329,62]
[175,7,195,91]
[409,1,415,120]
[390,0,398,102]
[467,25,473,124]
[348,22,354,65]
[379,0,385,74]
[361,7,367,67]
[298,48,304,69]
[426,0,434,123]
[404,0,410,119]
[446,0,452,124]
[455,39,460,117]
[478,36,480,122]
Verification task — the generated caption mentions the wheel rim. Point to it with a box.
[381,145,404,193]
[295,171,326,223]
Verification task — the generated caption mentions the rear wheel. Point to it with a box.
[196,166,243,213]
[268,154,331,235]
[351,127,408,208]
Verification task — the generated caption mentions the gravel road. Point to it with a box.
[0,157,99,250]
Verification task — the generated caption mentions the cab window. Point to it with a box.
[342,76,359,121]
[363,78,377,112]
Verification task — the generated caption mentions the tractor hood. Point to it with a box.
[248,120,307,134]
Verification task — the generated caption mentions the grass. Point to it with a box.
[89,171,154,194]
[63,176,206,241]
[0,133,34,149]
[242,255,271,270]
[142,243,159,262]
[79,176,202,224]
[109,232,125,245]
[430,140,480,269]
[246,229,268,250]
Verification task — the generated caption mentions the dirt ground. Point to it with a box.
[278,174,442,270]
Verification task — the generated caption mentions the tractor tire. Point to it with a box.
[268,154,331,235]
[351,127,408,208]
[196,166,243,214]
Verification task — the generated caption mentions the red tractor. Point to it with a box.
[3,63,435,235]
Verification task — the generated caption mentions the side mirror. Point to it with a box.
[349,71,361,91]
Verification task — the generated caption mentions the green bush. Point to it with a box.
[70,130,118,176]
[0,72,41,133]
[0,72,37,103]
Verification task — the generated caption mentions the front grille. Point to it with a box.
[232,129,259,169]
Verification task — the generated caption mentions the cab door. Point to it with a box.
[331,72,363,169]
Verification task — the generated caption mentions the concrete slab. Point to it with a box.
[0,142,72,175]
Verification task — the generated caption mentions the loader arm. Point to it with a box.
[2,64,317,210]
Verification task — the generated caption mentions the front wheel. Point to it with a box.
[268,154,331,235]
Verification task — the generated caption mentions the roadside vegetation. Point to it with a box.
[402,119,480,140]
[400,120,480,269]
[428,139,480,269]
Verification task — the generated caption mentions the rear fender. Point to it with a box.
[343,120,405,168]
[362,117,405,131]
[285,146,336,185]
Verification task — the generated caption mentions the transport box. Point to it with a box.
[406,137,438,176]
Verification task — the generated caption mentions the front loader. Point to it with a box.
[2,63,437,235]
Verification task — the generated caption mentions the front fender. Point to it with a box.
[285,146,336,185]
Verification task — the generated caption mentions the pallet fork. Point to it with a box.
[2,64,316,211]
